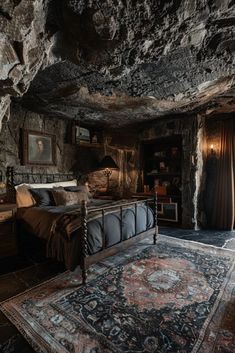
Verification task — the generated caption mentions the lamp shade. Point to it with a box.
[97,155,119,170]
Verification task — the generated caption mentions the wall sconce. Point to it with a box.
[97,155,119,194]
[208,143,218,157]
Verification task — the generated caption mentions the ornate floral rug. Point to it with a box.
[1,235,235,353]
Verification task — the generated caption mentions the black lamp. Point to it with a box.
[97,155,119,193]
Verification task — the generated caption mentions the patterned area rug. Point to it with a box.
[1,235,235,353]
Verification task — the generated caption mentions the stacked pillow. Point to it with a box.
[51,189,90,206]
[15,180,91,208]
[15,184,36,208]
[29,188,55,207]
[64,185,92,198]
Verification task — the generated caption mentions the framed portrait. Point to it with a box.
[22,130,56,166]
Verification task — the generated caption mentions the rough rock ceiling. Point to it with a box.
[0,0,235,127]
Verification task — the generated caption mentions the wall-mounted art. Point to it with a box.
[22,130,56,166]
[158,202,178,222]
[75,126,90,144]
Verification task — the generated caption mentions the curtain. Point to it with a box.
[211,119,235,230]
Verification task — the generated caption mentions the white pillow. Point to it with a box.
[53,179,77,187]
[16,185,36,208]
[15,179,77,207]
[15,179,77,189]
[15,182,57,189]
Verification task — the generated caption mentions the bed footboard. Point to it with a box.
[81,200,88,285]
[80,193,158,284]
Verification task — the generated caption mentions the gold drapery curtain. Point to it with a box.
[211,119,235,230]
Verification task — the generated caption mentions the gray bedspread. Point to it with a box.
[17,199,154,270]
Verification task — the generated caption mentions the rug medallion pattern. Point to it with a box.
[1,235,235,353]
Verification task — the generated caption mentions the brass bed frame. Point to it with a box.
[6,166,158,284]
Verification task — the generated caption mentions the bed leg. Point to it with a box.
[81,200,88,285]
[82,267,87,285]
[153,192,158,245]
[153,229,158,244]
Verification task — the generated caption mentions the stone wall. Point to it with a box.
[0,105,138,197]
[1,0,235,127]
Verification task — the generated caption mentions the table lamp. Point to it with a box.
[97,155,119,194]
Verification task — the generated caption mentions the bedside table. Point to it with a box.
[0,204,18,258]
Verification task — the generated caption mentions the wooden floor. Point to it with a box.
[0,226,235,353]
[0,253,65,353]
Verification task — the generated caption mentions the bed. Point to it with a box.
[6,167,158,284]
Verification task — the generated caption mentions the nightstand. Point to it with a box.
[0,204,18,258]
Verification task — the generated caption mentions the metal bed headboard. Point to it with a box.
[6,166,78,186]
[5,166,80,203]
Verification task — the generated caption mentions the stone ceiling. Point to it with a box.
[0,0,235,127]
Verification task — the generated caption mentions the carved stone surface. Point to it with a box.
[0,0,235,127]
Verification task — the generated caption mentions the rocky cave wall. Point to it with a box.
[0,0,55,125]
[1,0,235,127]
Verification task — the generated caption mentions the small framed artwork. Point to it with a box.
[75,126,90,144]
[22,130,56,166]
[158,202,178,222]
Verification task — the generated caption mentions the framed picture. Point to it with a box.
[75,126,90,144]
[158,202,178,222]
[22,130,56,166]
[159,161,165,170]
